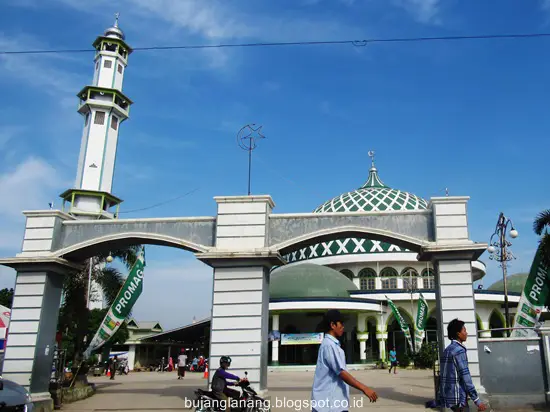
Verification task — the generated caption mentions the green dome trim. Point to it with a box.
[361,167,389,189]
[270,263,358,299]
[313,163,428,213]
[487,273,528,294]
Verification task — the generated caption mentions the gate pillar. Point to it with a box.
[198,195,283,392]
[0,258,80,405]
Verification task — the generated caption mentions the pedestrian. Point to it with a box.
[168,356,174,372]
[388,346,398,374]
[440,319,487,411]
[109,356,117,380]
[311,309,378,412]
[177,348,187,380]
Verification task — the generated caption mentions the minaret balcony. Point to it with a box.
[77,86,132,119]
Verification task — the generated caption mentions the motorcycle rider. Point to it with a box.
[211,356,246,411]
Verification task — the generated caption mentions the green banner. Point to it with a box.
[512,245,549,338]
[386,296,413,351]
[414,293,429,352]
[84,248,146,357]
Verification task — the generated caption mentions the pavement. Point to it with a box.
[63,368,438,411]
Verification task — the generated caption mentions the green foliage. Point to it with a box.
[399,352,411,368]
[0,288,14,308]
[414,342,439,369]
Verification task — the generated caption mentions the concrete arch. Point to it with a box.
[54,232,211,260]
[270,225,427,255]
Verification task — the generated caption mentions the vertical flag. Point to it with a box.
[511,245,549,338]
[84,248,146,358]
[386,296,414,351]
[415,293,429,352]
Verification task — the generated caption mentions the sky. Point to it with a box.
[0,0,549,329]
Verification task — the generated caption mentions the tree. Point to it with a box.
[534,209,550,266]
[0,288,14,308]
[57,246,140,361]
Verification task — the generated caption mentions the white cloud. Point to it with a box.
[0,126,26,152]
[393,0,441,24]
[130,256,213,329]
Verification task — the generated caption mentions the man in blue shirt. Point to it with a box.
[388,346,398,374]
[311,309,378,412]
[440,319,487,411]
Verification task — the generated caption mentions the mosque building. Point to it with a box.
[61,15,522,370]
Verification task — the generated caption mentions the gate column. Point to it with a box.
[0,258,80,406]
[198,195,283,392]
[421,196,487,391]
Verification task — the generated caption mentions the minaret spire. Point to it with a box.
[60,16,134,219]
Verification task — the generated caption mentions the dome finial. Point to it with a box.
[104,12,125,40]
[114,12,120,28]
[368,150,376,170]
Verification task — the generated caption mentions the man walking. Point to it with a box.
[177,348,187,380]
[440,319,487,411]
[388,346,398,374]
[311,309,378,412]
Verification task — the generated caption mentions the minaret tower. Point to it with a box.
[60,14,133,219]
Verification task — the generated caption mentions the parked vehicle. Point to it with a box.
[0,376,34,411]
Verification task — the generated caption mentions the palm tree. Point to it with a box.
[534,209,550,266]
[58,246,140,361]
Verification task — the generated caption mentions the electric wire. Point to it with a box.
[2,32,550,55]
[117,187,200,214]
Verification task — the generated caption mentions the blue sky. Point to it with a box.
[0,0,549,328]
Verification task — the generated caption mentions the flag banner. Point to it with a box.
[84,248,145,357]
[386,296,414,351]
[414,293,429,352]
[511,245,549,338]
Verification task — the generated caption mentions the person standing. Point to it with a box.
[440,319,487,411]
[109,356,117,380]
[311,309,378,412]
[177,349,187,380]
[388,346,398,374]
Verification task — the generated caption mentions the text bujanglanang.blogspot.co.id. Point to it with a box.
[185,396,366,411]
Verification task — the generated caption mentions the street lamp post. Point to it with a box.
[488,212,518,336]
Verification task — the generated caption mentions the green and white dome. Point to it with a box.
[314,165,428,213]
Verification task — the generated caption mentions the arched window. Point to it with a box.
[380,267,398,289]
[401,267,419,290]
[421,268,435,289]
[359,268,376,290]
[340,269,354,282]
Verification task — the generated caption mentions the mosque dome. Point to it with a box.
[270,263,358,299]
[314,161,428,213]
[104,14,125,40]
[487,273,528,294]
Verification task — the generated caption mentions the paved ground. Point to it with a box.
[64,369,437,411]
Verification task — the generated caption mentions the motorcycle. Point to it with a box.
[117,360,129,375]
[194,372,269,412]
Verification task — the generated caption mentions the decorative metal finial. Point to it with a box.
[114,12,120,28]
[237,124,266,196]
[445,188,449,196]
[367,150,375,169]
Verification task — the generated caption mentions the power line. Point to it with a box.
[117,187,200,214]
[2,32,550,55]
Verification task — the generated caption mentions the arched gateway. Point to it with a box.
[0,16,487,406]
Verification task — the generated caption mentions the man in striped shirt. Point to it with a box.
[440,319,487,411]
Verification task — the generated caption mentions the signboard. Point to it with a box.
[280,333,324,346]
[512,245,549,338]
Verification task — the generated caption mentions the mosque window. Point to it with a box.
[380,267,398,289]
[118,64,123,74]
[340,269,354,281]
[111,115,119,131]
[94,111,106,125]
[104,59,113,69]
[422,268,435,289]
[401,267,419,290]
[359,268,376,290]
